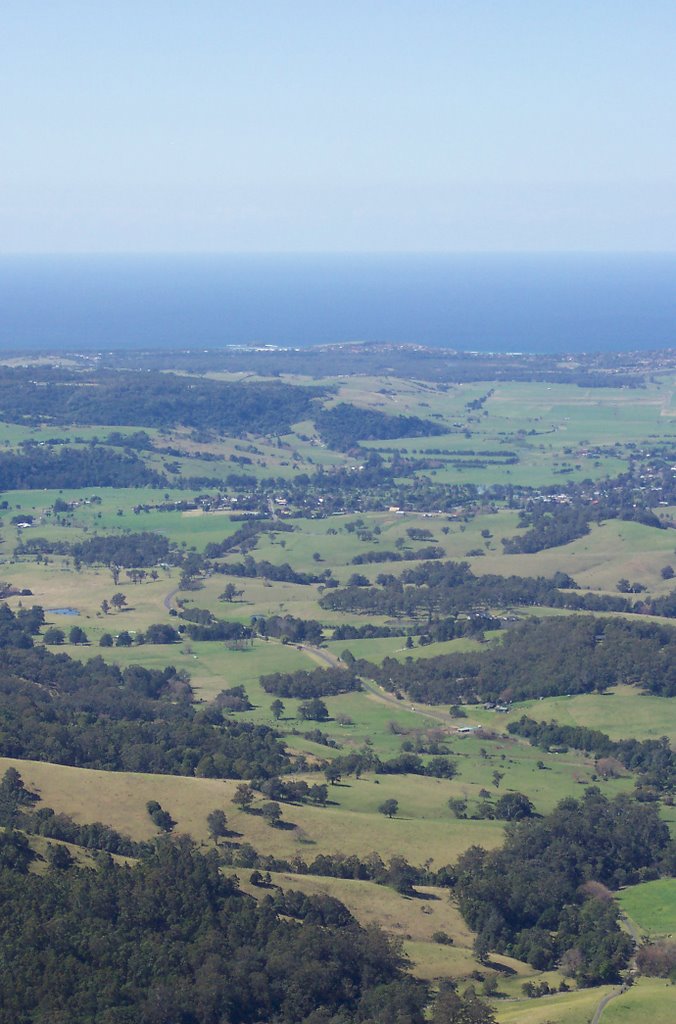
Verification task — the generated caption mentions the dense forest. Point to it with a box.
[17,531,175,568]
[361,615,676,703]
[314,402,446,450]
[453,789,674,984]
[0,638,288,779]
[0,445,166,489]
[259,667,362,699]
[0,367,326,435]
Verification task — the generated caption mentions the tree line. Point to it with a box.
[0,645,288,780]
[507,716,675,795]
[360,615,676,703]
[0,767,148,858]
[259,666,362,699]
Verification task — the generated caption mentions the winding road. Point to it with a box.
[591,986,624,1024]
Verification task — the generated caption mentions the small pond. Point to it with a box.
[46,607,80,616]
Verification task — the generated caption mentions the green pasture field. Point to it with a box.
[601,979,676,1024]
[280,421,348,468]
[87,636,313,700]
[327,375,470,420]
[250,508,519,580]
[0,485,187,518]
[473,518,676,596]
[2,369,676,1014]
[0,487,312,549]
[55,615,630,811]
[172,572,391,629]
[617,878,676,936]
[494,986,615,1024]
[43,619,637,814]
[6,556,643,815]
[474,686,676,745]
[324,634,488,663]
[438,731,633,815]
[3,561,177,636]
[0,422,151,447]
[486,380,675,443]
[359,377,676,487]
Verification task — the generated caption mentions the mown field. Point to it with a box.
[617,878,676,937]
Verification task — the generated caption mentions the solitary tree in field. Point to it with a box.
[270,699,285,721]
[494,792,533,821]
[47,844,74,871]
[111,593,127,611]
[448,797,468,819]
[233,783,254,811]
[100,599,110,615]
[146,800,175,833]
[219,583,243,603]
[261,801,282,827]
[491,770,504,789]
[68,625,88,645]
[297,697,329,722]
[206,809,228,845]
[378,799,399,819]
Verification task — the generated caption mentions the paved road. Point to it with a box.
[163,587,179,610]
[591,986,624,1024]
[295,643,343,669]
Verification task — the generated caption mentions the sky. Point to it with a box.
[1,1,675,253]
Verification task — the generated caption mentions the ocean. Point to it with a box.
[0,252,674,354]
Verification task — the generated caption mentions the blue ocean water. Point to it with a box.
[0,252,674,354]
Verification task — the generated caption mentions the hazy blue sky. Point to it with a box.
[1,1,674,252]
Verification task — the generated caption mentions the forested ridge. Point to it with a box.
[0,367,325,435]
